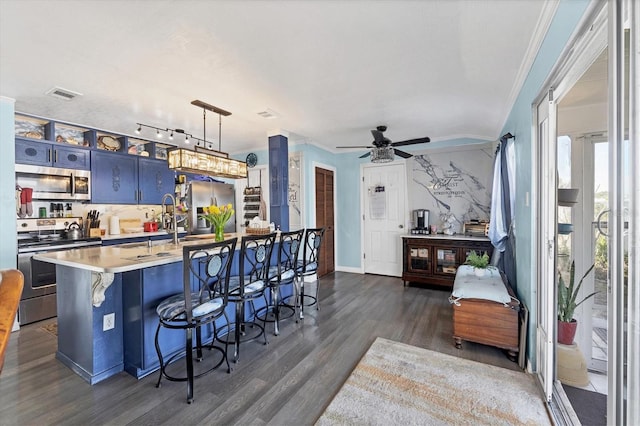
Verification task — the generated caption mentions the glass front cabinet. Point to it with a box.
[402,237,493,288]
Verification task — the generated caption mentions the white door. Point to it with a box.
[362,163,407,276]
[536,89,557,402]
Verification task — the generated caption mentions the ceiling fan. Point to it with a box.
[336,125,430,161]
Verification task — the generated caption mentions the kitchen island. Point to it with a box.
[33,234,275,384]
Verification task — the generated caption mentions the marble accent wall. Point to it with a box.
[408,142,495,234]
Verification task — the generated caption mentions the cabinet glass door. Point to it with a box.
[409,246,430,273]
[435,248,458,274]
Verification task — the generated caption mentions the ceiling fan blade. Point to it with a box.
[394,148,413,159]
[391,137,431,147]
[371,129,386,144]
[336,145,374,149]
[359,151,372,158]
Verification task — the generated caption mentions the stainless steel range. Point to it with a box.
[17,217,102,325]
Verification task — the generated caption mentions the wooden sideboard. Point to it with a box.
[402,235,494,288]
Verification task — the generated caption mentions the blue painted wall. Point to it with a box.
[0,97,16,269]
[499,0,591,366]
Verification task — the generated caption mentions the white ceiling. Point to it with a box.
[0,0,555,155]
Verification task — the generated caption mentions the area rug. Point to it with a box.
[40,322,57,337]
[316,337,551,425]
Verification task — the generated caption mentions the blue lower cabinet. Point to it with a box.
[122,263,184,378]
[55,267,124,384]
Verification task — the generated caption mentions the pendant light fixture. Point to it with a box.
[166,100,247,179]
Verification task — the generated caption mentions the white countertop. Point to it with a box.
[100,230,179,241]
[401,234,490,242]
[34,233,247,274]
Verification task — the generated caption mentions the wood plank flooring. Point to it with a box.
[0,272,521,425]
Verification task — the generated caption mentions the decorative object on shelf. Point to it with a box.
[246,152,258,168]
[440,212,457,235]
[199,203,234,242]
[97,135,121,151]
[163,100,247,179]
[464,250,490,277]
[557,260,597,345]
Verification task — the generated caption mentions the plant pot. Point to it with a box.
[557,319,578,345]
[474,267,486,277]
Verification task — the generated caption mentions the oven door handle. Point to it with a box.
[71,173,76,197]
[18,241,101,254]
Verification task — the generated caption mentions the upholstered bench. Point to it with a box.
[449,265,520,361]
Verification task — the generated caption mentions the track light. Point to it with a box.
[185,134,189,143]
[156,129,162,138]
[169,130,174,140]
[136,124,141,134]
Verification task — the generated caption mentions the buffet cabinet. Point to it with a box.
[402,236,494,288]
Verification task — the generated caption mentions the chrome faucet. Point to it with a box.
[161,193,178,245]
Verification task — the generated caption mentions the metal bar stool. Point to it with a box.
[220,232,276,363]
[295,228,325,319]
[154,238,237,404]
[258,229,304,335]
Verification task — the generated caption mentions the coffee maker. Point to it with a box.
[412,209,430,234]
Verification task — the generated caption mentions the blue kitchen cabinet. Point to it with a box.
[16,138,90,170]
[91,151,175,205]
[91,151,139,204]
[138,157,175,204]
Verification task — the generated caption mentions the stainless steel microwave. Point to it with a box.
[15,164,91,201]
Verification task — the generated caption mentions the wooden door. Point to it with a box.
[315,167,334,276]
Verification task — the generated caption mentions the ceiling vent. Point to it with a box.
[257,108,278,119]
[45,86,83,101]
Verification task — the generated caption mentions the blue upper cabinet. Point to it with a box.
[91,152,139,204]
[16,138,90,170]
[138,157,175,204]
[91,152,174,204]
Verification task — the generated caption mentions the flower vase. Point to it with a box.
[214,224,225,242]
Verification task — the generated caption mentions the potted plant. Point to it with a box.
[557,260,597,345]
[464,250,490,277]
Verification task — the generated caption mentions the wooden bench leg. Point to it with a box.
[454,337,462,349]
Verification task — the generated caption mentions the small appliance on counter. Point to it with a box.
[143,221,159,232]
[109,215,121,235]
[411,209,430,234]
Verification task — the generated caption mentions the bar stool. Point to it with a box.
[222,233,276,363]
[154,238,237,404]
[296,228,325,319]
[259,229,304,335]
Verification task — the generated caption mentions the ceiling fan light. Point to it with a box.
[371,146,394,163]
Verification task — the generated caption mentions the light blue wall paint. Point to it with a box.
[500,0,591,367]
[0,97,16,269]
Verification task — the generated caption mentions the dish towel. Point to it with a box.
[16,187,22,217]
[21,187,33,217]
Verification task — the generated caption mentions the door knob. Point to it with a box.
[399,224,404,229]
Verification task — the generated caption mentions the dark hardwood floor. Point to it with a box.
[0,272,521,425]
